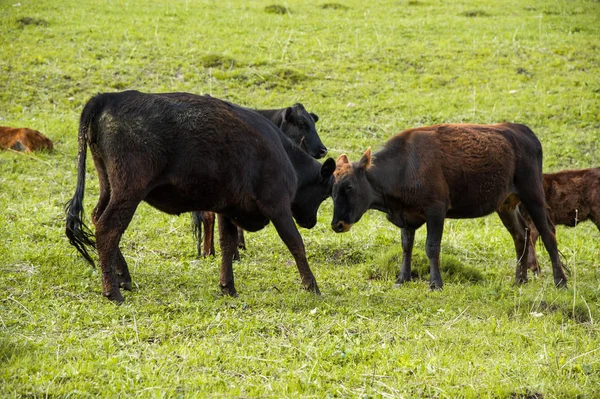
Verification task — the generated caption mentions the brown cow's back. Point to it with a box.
[543,168,600,227]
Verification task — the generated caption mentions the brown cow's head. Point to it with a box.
[291,157,336,229]
[331,148,373,233]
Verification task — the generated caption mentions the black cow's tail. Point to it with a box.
[65,97,101,266]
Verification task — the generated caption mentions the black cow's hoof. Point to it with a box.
[120,281,133,291]
[103,290,124,304]
[394,275,411,287]
[303,281,321,295]
[220,284,238,297]
[515,277,528,285]
[555,279,568,289]
[429,284,443,291]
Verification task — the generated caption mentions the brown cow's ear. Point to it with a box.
[357,147,372,170]
[336,154,349,168]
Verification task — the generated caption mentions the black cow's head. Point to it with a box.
[280,104,328,159]
[331,149,373,233]
[291,158,336,229]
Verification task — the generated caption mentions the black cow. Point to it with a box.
[184,98,326,258]
[331,123,568,290]
[65,90,335,303]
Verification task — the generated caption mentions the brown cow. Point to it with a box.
[524,167,600,272]
[0,126,53,152]
[331,123,568,290]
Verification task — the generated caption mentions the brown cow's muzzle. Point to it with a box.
[332,221,353,233]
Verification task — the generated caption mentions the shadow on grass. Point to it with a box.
[365,244,484,285]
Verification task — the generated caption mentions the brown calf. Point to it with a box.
[0,126,53,152]
[524,167,600,272]
[331,123,568,290]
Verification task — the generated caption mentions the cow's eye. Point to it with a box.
[346,184,353,192]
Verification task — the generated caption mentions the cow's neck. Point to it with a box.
[255,108,284,127]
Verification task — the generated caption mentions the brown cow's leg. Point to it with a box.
[425,213,445,290]
[497,205,530,284]
[237,228,246,250]
[517,177,567,287]
[202,211,216,257]
[527,224,541,274]
[395,227,415,286]
[521,201,567,287]
[94,198,139,303]
[217,214,238,296]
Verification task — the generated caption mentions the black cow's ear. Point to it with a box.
[321,157,336,178]
[310,112,319,123]
[284,107,293,122]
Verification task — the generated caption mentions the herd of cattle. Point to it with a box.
[2,90,597,303]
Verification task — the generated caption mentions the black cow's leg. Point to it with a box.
[115,249,132,291]
[94,197,140,303]
[395,227,415,286]
[91,157,110,226]
[202,211,216,257]
[269,210,319,294]
[425,213,445,290]
[497,203,530,284]
[217,214,238,296]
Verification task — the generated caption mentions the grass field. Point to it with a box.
[1,0,600,397]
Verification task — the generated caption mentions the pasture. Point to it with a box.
[1,0,599,397]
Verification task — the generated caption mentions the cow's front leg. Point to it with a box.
[395,227,415,286]
[217,214,238,296]
[269,211,319,295]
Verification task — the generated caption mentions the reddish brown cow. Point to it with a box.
[0,126,53,152]
[331,123,568,290]
[524,167,600,272]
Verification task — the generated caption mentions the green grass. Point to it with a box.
[1,0,599,397]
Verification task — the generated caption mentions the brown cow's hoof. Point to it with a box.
[103,290,124,304]
[515,277,528,285]
[220,284,238,297]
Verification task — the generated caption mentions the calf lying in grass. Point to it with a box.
[0,125,53,152]
[524,167,600,272]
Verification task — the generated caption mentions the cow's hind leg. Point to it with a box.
[90,159,132,291]
[497,198,530,284]
[94,196,140,303]
[217,214,238,296]
[425,209,445,290]
[237,228,246,250]
[518,190,567,288]
[395,227,415,286]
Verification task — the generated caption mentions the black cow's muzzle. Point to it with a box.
[332,221,353,233]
